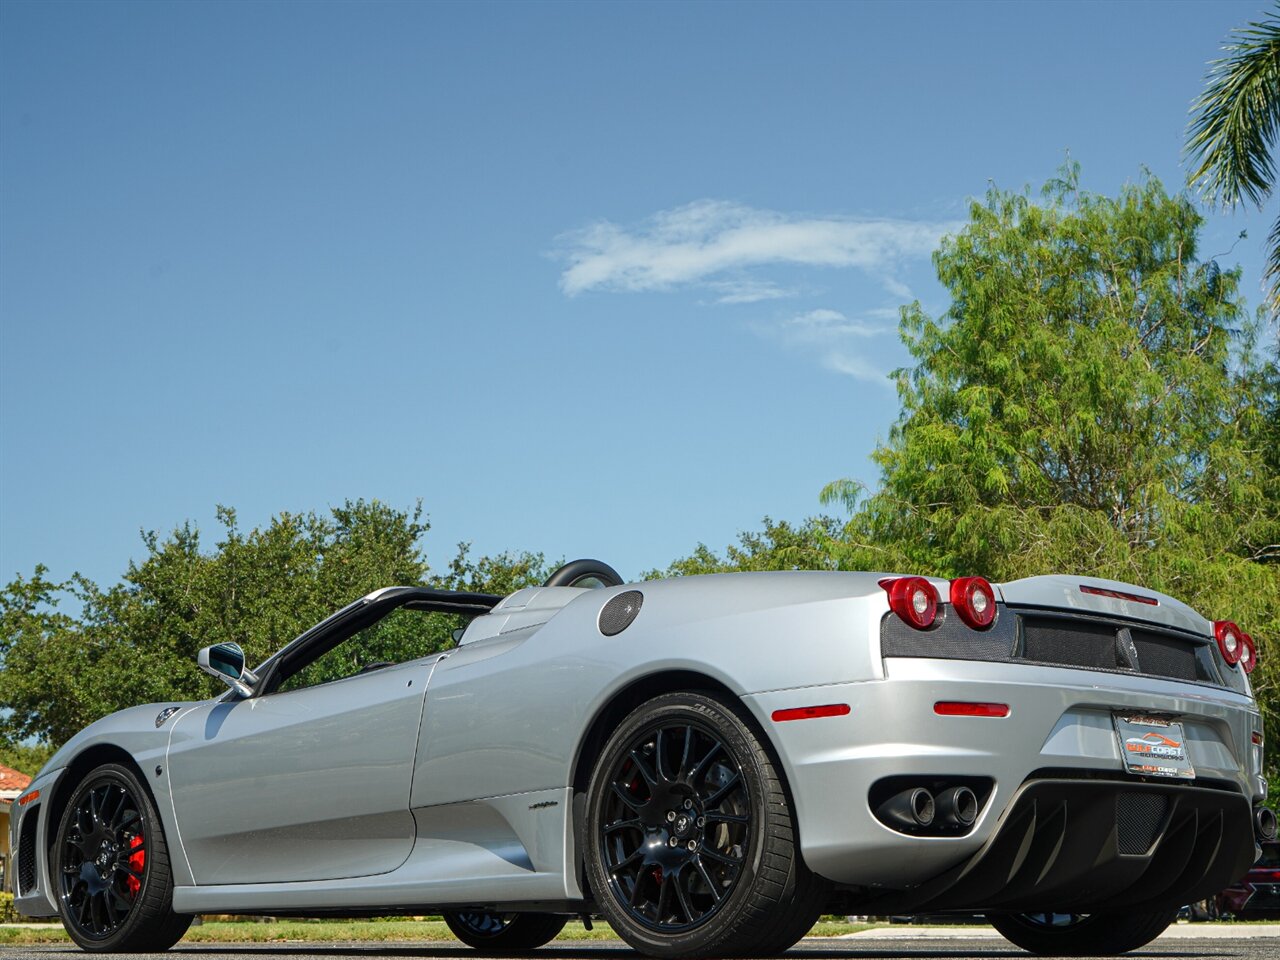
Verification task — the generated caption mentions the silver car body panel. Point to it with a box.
[165,655,444,884]
[9,571,1264,918]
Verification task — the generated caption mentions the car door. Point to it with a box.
[166,655,440,885]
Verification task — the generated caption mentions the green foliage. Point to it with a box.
[644,517,844,579]
[1187,4,1280,313]
[0,737,55,776]
[0,500,549,756]
[855,166,1273,568]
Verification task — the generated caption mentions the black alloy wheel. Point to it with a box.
[598,716,749,930]
[54,763,191,952]
[442,911,567,952]
[585,692,829,958]
[988,907,1178,955]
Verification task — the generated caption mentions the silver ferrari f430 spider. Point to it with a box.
[9,560,1274,956]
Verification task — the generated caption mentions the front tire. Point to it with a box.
[584,691,828,958]
[53,762,192,952]
[442,912,567,952]
[988,908,1178,955]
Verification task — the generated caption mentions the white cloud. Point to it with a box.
[556,200,957,298]
[823,351,894,387]
[881,276,914,301]
[784,308,890,342]
[706,279,793,304]
[751,307,897,388]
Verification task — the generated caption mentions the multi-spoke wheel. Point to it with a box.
[441,911,567,952]
[988,907,1178,955]
[585,692,828,958]
[54,763,191,952]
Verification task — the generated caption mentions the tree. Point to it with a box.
[844,165,1279,781]
[0,500,550,753]
[645,516,843,579]
[1187,4,1280,314]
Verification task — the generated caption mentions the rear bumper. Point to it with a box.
[743,656,1262,909]
[889,774,1253,913]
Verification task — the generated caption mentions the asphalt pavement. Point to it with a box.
[4,929,1280,960]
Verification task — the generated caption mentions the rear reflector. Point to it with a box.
[934,701,1010,718]
[1254,732,1264,745]
[1080,584,1159,605]
[18,790,39,806]
[771,703,851,722]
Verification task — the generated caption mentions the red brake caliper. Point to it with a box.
[126,835,145,897]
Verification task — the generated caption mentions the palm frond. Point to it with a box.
[1187,8,1280,208]
[1267,212,1280,316]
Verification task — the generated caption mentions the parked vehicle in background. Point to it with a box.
[1217,840,1280,919]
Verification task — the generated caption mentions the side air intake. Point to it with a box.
[599,591,644,636]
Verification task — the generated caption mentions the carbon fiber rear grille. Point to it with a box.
[1022,618,1117,670]
[1131,630,1216,683]
[1015,615,1217,683]
[880,608,1222,687]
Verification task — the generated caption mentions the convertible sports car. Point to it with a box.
[8,561,1275,957]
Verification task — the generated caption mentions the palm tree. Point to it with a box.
[1187,6,1280,316]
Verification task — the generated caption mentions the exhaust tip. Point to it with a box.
[1257,806,1278,842]
[911,788,935,826]
[875,786,935,831]
[937,785,978,827]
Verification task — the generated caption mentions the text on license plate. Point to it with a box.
[1113,714,1195,780]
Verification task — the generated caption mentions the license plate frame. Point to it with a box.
[1113,713,1195,780]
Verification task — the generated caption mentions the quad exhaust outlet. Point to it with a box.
[936,785,979,828]
[871,779,989,835]
[876,787,935,830]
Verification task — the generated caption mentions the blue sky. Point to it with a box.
[1,0,1275,588]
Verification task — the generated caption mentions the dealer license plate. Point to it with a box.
[1113,714,1195,780]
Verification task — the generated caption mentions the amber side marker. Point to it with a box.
[17,789,40,806]
[772,704,851,722]
[934,701,1010,718]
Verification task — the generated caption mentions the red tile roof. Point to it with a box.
[0,764,33,793]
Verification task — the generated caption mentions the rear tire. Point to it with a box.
[988,908,1178,955]
[53,762,192,952]
[442,912,567,952]
[584,691,829,958]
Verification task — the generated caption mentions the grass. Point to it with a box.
[0,919,876,946]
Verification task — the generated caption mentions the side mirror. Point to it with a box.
[198,642,259,698]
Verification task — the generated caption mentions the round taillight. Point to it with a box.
[881,576,939,630]
[1215,620,1244,665]
[950,576,997,630]
[1241,633,1258,674]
